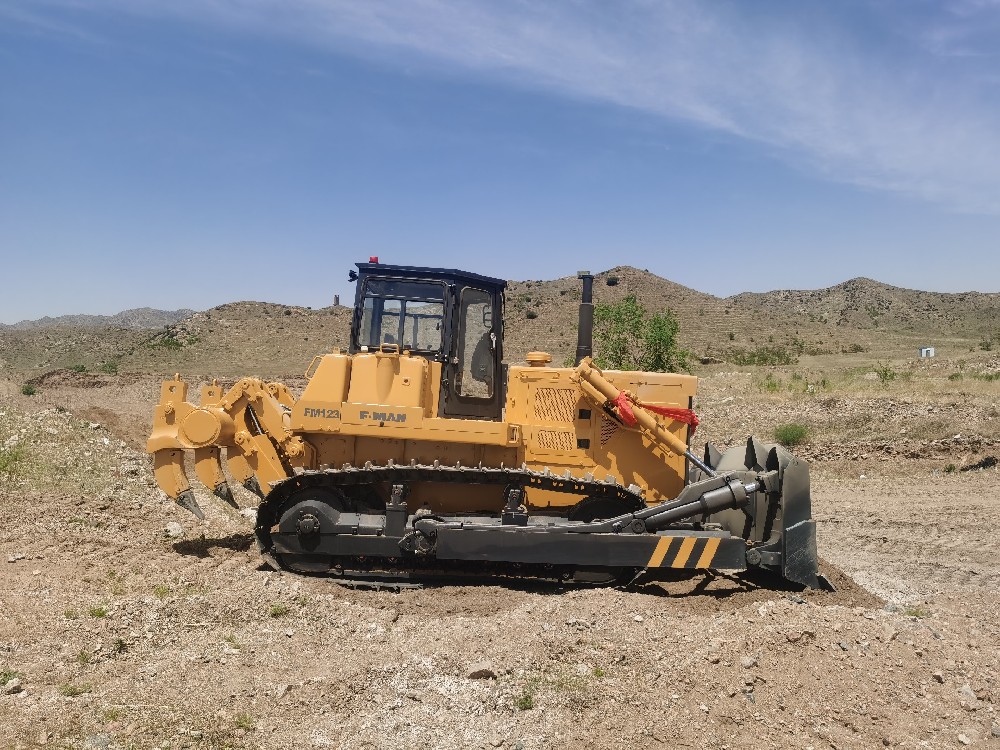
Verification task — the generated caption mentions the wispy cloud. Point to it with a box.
[9,0,1000,212]
[0,1,106,44]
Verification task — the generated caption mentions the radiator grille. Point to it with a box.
[536,429,576,451]
[533,388,577,423]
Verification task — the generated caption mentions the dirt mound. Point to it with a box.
[26,369,119,390]
[795,436,1000,465]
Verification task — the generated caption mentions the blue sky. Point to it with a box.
[2,0,1000,323]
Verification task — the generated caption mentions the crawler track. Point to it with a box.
[254,462,649,584]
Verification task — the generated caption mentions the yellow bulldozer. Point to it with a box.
[148,260,823,588]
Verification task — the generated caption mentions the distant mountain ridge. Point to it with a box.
[2,307,195,330]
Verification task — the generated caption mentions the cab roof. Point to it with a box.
[354,262,507,290]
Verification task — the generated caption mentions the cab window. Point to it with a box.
[358,280,446,352]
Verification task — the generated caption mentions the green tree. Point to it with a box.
[592,295,690,373]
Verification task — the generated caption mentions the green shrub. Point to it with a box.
[593,295,689,373]
[948,372,963,382]
[773,423,809,447]
[525,310,538,320]
[235,713,256,731]
[515,690,535,711]
[70,364,86,373]
[605,276,619,286]
[760,374,780,393]
[20,384,36,396]
[873,363,897,385]
[0,445,23,475]
[269,603,290,618]
[148,334,182,351]
[728,346,797,366]
[58,683,92,697]
[99,361,119,375]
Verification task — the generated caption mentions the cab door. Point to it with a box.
[440,286,503,420]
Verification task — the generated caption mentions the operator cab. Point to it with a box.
[349,260,506,420]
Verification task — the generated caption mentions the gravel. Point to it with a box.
[1,376,999,749]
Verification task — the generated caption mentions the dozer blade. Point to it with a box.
[765,443,821,589]
[194,446,238,510]
[745,435,770,471]
[705,438,823,588]
[152,449,205,520]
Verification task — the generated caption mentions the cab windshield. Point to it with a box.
[358,279,446,353]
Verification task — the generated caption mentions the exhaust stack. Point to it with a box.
[574,271,594,366]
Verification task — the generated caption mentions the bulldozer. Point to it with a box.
[147,260,824,588]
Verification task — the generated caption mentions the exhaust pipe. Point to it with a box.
[574,271,594,366]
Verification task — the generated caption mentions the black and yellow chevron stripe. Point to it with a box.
[646,535,726,569]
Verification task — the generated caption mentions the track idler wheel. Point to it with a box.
[268,486,351,574]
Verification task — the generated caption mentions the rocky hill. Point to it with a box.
[732,277,1000,338]
[117,302,355,379]
[502,268,998,365]
[0,326,150,376]
[2,269,997,378]
[2,307,194,331]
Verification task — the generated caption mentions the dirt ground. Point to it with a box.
[1,376,999,750]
